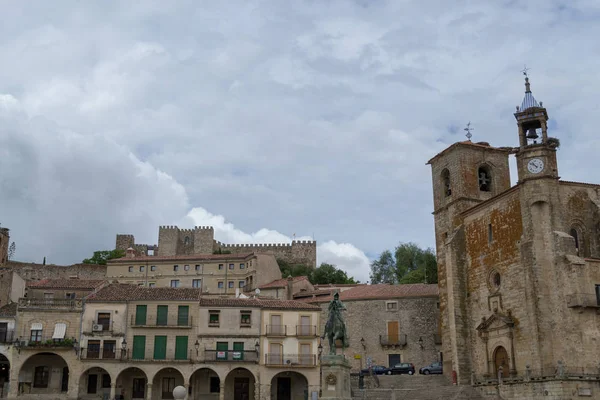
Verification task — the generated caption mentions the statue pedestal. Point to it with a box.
[320,355,352,400]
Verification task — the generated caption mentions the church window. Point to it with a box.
[488,270,501,292]
[478,166,491,192]
[570,228,580,256]
[441,169,451,197]
[488,224,493,244]
[184,236,190,245]
[595,285,600,306]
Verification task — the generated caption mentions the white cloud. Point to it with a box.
[1,0,600,279]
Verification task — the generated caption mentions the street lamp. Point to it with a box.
[418,336,424,350]
[194,340,200,356]
[14,338,21,354]
[318,340,324,397]
[360,337,366,350]
[121,339,127,359]
[254,340,260,356]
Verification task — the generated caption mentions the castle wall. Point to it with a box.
[213,240,317,267]
[117,226,317,267]
[0,228,10,266]
[5,261,107,280]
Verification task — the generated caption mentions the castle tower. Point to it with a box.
[0,227,9,266]
[428,136,511,383]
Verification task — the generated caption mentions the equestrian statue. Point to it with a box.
[322,292,349,355]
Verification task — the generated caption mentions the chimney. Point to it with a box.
[287,276,294,300]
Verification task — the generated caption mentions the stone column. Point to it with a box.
[509,331,517,376]
[110,383,117,400]
[183,383,190,400]
[7,378,18,399]
[146,383,153,400]
[219,383,225,400]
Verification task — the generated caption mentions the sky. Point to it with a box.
[1,1,600,282]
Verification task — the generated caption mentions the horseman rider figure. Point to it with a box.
[323,291,349,355]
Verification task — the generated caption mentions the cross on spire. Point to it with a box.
[464,121,474,141]
[521,64,530,78]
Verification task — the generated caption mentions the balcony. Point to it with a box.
[0,330,15,344]
[295,325,318,337]
[379,334,407,347]
[264,354,316,367]
[566,293,600,309]
[16,337,77,350]
[18,298,82,311]
[81,347,118,360]
[204,350,258,363]
[266,325,287,337]
[83,321,124,336]
[122,349,192,362]
[130,315,193,328]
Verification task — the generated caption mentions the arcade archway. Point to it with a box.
[270,371,307,400]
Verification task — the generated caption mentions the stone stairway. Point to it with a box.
[352,375,494,400]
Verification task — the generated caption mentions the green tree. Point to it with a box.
[276,260,358,285]
[369,250,397,284]
[82,249,126,265]
[370,242,437,284]
[310,263,357,285]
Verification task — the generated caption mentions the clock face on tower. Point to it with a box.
[527,158,545,174]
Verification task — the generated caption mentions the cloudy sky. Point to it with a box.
[1,1,599,282]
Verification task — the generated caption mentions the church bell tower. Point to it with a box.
[514,74,559,183]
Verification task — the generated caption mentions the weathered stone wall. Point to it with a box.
[6,261,107,281]
[0,228,9,267]
[0,269,13,307]
[315,296,441,372]
[429,142,512,384]
[194,226,214,254]
[477,380,600,399]
[559,181,600,259]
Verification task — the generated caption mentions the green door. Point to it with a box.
[177,306,189,326]
[132,336,146,360]
[156,305,168,326]
[175,336,188,360]
[135,305,147,325]
[153,336,167,360]
[233,342,244,361]
[216,341,228,360]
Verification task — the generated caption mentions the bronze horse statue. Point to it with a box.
[322,292,349,355]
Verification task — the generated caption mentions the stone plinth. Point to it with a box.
[320,355,352,400]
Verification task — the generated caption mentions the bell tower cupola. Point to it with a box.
[513,71,559,183]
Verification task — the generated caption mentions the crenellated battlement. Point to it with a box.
[116,225,317,267]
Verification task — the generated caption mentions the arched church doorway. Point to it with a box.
[494,346,509,377]
[0,354,9,398]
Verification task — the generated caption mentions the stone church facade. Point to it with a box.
[429,77,600,398]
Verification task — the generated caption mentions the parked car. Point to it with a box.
[390,362,415,375]
[360,365,391,375]
[419,362,443,375]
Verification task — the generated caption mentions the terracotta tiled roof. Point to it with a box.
[86,284,203,302]
[301,284,439,303]
[199,297,321,311]
[108,253,255,263]
[313,283,366,288]
[27,279,107,290]
[0,302,17,317]
[259,276,309,289]
[293,289,333,298]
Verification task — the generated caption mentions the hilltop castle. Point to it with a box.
[116,225,317,267]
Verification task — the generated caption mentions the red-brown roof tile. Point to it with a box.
[199,297,321,311]
[27,279,107,290]
[300,284,439,303]
[86,284,202,302]
[259,276,309,289]
[107,253,255,263]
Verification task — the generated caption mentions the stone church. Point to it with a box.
[428,76,600,398]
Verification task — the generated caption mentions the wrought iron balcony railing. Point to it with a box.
[130,315,193,327]
[204,350,258,362]
[18,298,83,310]
[566,293,600,309]
[295,325,318,337]
[265,325,287,337]
[379,334,407,346]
